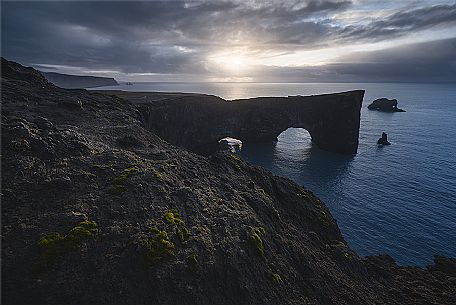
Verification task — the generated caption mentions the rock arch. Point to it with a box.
[133,90,364,154]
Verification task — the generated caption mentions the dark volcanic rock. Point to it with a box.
[377,132,391,145]
[368,98,405,112]
[2,58,456,305]
[107,90,364,155]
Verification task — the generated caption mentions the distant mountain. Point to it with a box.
[41,71,118,89]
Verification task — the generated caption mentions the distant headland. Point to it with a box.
[41,71,118,89]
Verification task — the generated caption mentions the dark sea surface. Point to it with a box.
[96,82,456,266]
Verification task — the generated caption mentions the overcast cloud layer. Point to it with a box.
[2,0,456,82]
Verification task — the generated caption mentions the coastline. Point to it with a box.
[2,58,455,304]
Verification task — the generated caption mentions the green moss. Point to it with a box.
[337,241,346,247]
[153,170,162,179]
[78,220,98,232]
[248,227,266,258]
[212,198,223,205]
[228,153,241,162]
[33,221,98,273]
[37,232,66,248]
[110,167,139,195]
[271,272,283,284]
[165,209,190,242]
[187,253,198,267]
[228,153,242,171]
[92,162,114,169]
[143,228,175,265]
[66,220,98,246]
[80,170,96,178]
[343,252,353,261]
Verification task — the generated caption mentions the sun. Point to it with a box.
[208,52,250,74]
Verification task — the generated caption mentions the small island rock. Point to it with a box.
[377,132,391,145]
[368,98,405,112]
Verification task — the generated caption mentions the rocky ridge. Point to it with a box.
[1,58,455,305]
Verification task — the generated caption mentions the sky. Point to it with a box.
[2,0,456,82]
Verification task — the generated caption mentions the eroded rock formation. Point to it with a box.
[377,132,391,145]
[110,91,364,155]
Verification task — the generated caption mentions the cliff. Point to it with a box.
[42,71,118,89]
[2,57,455,305]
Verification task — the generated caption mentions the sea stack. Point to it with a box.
[377,132,391,145]
[368,98,405,112]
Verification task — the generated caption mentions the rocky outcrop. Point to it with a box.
[2,58,455,305]
[107,90,364,155]
[218,137,242,153]
[377,132,391,145]
[42,71,119,89]
[368,98,405,112]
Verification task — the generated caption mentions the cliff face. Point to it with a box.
[42,71,118,89]
[107,90,364,155]
[1,58,455,305]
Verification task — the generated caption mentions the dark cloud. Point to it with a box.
[0,0,353,72]
[256,38,456,83]
[340,4,456,42]
[1,0,455,82]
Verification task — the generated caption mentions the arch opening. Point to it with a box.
[277,127,312,144]
[274,128,313,159]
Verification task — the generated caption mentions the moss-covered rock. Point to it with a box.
[33,221,98,273]
[248,227,266,258]
[143,227,175,265]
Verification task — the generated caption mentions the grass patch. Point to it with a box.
[271,272,283,284]
[110,167,139,195]
[248,227,266,258]
[92,161,114,169]
[80,170,96,179]
[143,227,175,265]
[153,170,162,179]
[165,209,190,242]
[212,197,223,205]
[33,221,98,273]
[228,153,242,171]
[343,252,353,261]
[187,253,198,268]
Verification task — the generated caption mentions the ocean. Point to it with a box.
[95,82,456,266]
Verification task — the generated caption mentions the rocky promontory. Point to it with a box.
[2,58,455,305]
[368,98,405,112]
[42,71,119,89]
[101,89,364,155]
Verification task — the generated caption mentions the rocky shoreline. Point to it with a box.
[2,58,455,305]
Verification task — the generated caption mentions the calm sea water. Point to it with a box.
[96,82,456,266]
